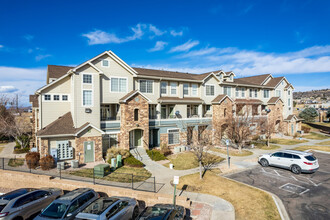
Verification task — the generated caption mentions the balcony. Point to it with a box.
[101,104,120,121]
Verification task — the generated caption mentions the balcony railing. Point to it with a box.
[101,116,120,121]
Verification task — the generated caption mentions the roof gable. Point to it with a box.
[119,90,151,103]
[267,97,283,105]
[211,94,234,104]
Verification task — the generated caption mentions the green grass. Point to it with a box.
[318,140,330,145]
[146,149,167,161]
[210,147,253,156]
[8,158,25,167]
[292,145,330,152]
[303,132,329,140]
[251,142,281,150]
[68,166,151,183]
[270,138,308,145]
[164,152,224,170]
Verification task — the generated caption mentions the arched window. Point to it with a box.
[224,108,227,117]
[134,109,139,121]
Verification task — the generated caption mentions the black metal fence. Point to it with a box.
[0,157,157,193]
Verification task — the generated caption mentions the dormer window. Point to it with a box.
[102,59,109,67]
[230,75,233,81]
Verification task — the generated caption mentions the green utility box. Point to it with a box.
[116,155,122,168]
[111,158,117,171]
[94,164,111,177]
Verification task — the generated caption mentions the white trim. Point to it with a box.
[183,83,190,96]
[106,51,137,76]
[139,79,154,94]
[170,82,178,96]
[160,81,168,96]
[109,76,128,93]
[135,75,202,83]
[212,95,234,104]
[36,73,71,94]
[120,90,152,103]
[260,74,273,85]
[104,130,121,134]
[202,72,220,83]
[88,61,103,74]
[82,73,93,84]
[101,59,110,68]
[82,89,93,107]
[167,128,180,145]
[43,94,52,102]
[205,84,215,96]
[37,134,74,138]
[75,123,105,136]
[191,83,198,97]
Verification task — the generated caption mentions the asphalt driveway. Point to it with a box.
[226,152,330,220]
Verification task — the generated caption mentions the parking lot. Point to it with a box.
[227,152,330,220]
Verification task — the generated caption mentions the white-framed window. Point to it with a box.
[224,86,231,96]
[168,129,179,145]
[53,95,60,101]
[288,98,291,107]
[57,140,73,160]
[160,82,167,95]
[83,74,92,84]
[110,77,127,93]
[140,80,153,93]
[263,89,270,98]
[44,94,51,101]
[62,95,68,101]
[83,90,93,106]
[191,84,198,96]
[236,88,240,97]
[102,59,109,67]
[288,90,291,95]
[254,89,258,98]
[205,84,215,96]
[276,90,281,97]
[241,88,245,97]
[170,82,177,95]
[249,89,252,98]
[230,75,233,81]
[183,84,189,96]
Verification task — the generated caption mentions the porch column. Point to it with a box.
[198,104,203,118]
[156,103,161,120]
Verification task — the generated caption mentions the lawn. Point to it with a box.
[251,142,281,150]
[303,132,329,140]
[210,147,253,156]
[292,145,330,152]
[164,152,224,170]
[68,166,152,183]
[177,171,281,220]
[8,158,25,167]
[318,140,330,145]
[270,138,308,145]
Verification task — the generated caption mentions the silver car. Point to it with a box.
[0,188,63,220]
[75,196,139,220]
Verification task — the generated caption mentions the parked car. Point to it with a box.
[75,196,139,220]
[0,188,63,220]
[34,188,98,220]
[137,204,185,220]
[258,150,319,174]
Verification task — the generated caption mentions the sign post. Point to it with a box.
[226,139,230,168]
[173,176,179,209]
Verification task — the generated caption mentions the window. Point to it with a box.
[254,89,258,98]
[224,108,227,117]
[205,85,215,96]
[62,95,68,101]
[206,105,211,111]
[44,94,51,101]
[168,129,179,145]
[241,88,245,97]
[230,75,233,81]
[110,134,118,148]
[83,74,92,84]
[110,77,127,93]
[191,84,198,96]
[134,109,139,121]
[288,90,291,95]
[57,141,73,160]
[192,105,198,116]
[161,105,167,119]
[276,90,281,97]
[53,95,60,101]
[140,80,153,93]
[272,152,283,157]
[160,82,167,95]
[83,90,92,106]
[292,154,300,159]
[183,84,189,95]
[263,89,269,98]
[236,88,240,97]
[102,59,109,67]
[224,86,231,96]
[170,82,177,95]
[288,98,291,107]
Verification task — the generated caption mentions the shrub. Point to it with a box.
[301,125,311,134]
[160,143,172,156]
[106,148,130,162]
[123,156,144,167]
[13,147,30,154]
[25,152,40,169]
[147,149,167,161]
[40,155,55,170]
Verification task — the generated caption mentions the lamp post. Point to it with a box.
[173,176,179,209]
[226,139,230,168]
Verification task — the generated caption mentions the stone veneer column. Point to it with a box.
[267,100,284,133]
[40,139,49,156]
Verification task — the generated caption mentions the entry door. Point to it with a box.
[134,130,142,147]
[291,124,294,135]
[84,141,94,163]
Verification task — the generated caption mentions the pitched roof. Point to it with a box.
[211,94,234,104]
[47,65,73,79]
[265,77,284,87]
[158,97,203,103]
[285,114,303,121]
[29,95,39,108]
[119,90,151,103]
[236,74,271,85]
[37,112,76,136]
[133,67,202,80]
[267,97,283,105]
[235,99,263,104]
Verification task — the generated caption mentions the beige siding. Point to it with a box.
[78,127,102,138]
[202,76,220,104]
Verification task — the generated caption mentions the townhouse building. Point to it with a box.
[30,50,301,163]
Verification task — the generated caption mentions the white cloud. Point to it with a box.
[23,34,34,41]
[35,54,51,61]
[178,47,218,58]
[0,66,46,81]
[0,45,3,48]
[0,86,18,93]
[169,40,200,53]
[170,30,183,37]
[149,24,166,36]
[148,41,168,52]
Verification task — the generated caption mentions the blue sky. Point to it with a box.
[0,0,329,106]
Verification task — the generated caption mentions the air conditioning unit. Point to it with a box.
[85,108,92,113]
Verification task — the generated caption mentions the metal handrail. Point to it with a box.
[133,148,143,161]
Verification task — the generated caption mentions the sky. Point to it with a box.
[0,0,329,106]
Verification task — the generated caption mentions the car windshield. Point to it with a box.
[0,189,35,201]
[82,198,118,215]
[305,155,316,161]
[40,203,68,218]
[139,207,170,220]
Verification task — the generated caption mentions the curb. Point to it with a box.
[222,176,290,220]
[304,149,330,155]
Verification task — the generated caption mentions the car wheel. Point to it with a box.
[132,206,139,220]
[260,159,269,167]
[291,165,301,174]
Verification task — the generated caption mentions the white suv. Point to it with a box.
[258,150,319,174]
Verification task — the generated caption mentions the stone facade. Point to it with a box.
[75,136,103,163]
[283,120,302,136]
[40,138,49,156]
[120,93,149,150]
[267,100,284,133]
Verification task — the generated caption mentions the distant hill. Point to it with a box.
[294,89,330,100]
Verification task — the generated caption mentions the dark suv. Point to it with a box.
[34,188,98,220]
[0,188,63,220]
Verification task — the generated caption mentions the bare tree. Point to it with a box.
[259,118,277,147]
